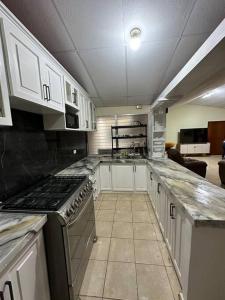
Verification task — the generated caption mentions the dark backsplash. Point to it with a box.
[0,109,87,202]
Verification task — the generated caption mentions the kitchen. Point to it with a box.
[1,1,225,300]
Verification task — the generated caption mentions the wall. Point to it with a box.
[96,105,150,117]
[166,104,225,143]
[0,109,87,202]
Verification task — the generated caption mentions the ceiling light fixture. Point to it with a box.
[202,90,217,99]
[130,28,141,51]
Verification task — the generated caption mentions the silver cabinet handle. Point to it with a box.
[0,281,15,300]
[157,182,161,194]
[46,85,51,101]
[43,84,48,100]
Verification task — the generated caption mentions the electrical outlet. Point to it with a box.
[73,149,77,155]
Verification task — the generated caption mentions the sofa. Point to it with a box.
[167,148,207,178]
[218,160,225,185]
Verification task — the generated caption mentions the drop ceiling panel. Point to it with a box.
[101,96,127,107]
[127,39,178,96]
[183,0,225,36]
[1,0,75,53]
[54,50,98,97]
[123,0,195,43]
[53,0,124,50]
[79,47,126,98]
[90,97,103,107]
[127,95,154,105]
[159,32,209,91]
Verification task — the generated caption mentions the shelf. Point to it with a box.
[112,124,147,129]
[112,135,147,139]
[112,146,147,151]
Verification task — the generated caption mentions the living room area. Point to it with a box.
[166,103,225,187]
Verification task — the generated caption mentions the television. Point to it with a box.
[180,128,208,144]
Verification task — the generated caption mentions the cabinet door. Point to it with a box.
[9,233,50,300]
[134,164,147,191]
[100,164,112,191]
[112,164,134,191]
[3,19,43,104]
[41,60,64,111]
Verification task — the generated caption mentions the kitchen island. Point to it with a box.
[59,155,225,300]
[0,213,50,299]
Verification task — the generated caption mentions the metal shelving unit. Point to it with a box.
[111,124,147,157]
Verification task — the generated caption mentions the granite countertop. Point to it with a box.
[147,159,225,227]
[0,213,47,275]
[57,155,147,176]
[58,155,225,227]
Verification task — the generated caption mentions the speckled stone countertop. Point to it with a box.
[147,158,225,227]
[57,155,147,176]
[59,155,225,227]
[0,213,47,275]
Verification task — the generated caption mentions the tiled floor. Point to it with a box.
[79,192,181,300]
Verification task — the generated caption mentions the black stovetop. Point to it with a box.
[1,176,86,211]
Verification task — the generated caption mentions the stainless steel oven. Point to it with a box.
[63,192,96,299]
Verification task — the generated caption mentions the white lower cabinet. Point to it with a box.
[99,163,147,192]
[111,164,134,191]
[134,164,147,191]
[100,163,112,191]
[0,231,50,300]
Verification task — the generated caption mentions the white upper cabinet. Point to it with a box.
[2,19,44,105]
[64,76,79,109]
[0,24,11,126]
[40,59,64,111]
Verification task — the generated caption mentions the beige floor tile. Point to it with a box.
[109,238,135,262]
[90,237,110,261]
[94,201,101,210]
[136,264,174,300]
[89,210,99,221]
[80,260,107,297]
[132,200,148,211]
[102,193,117,201]
[112,222,133,239]
[114,210,133,222]
[133,194,147,201]
[149,211,158,224]
[99,201,116,210]
[158,241,173,267]
[116,200,132,211]
[134,240,164,265]
[132,210,151,223]
[153,223,164,241]
[79,296,102,300]
[96,210,114,222]
[104,262,138,300]
[166,266,182,300]
[95,221,113,237]
[117,192,134,201]
[133,223,157,240]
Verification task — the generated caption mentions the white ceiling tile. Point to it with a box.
[53,0,124,50]
[79,46,127,98]
[183,0,225,36]
[127,39,178,96]
[101,96,127,107]
[123,0,195,43]
[1,0,75,53]
[127,95,154,105]
[90,97,103,107]
[159,32,209,92]
[53,50,98,97]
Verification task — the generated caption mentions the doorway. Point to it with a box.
[208,121,225,154]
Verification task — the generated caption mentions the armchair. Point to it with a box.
[167,148,207,178]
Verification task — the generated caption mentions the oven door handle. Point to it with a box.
[67,192,93,227]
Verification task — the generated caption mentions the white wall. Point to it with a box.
[166,104,225,143]
[96,105,150,116]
